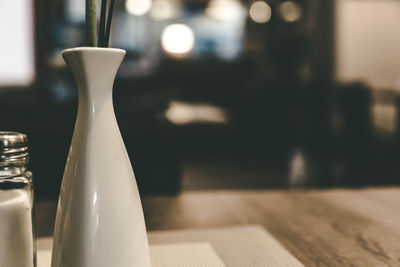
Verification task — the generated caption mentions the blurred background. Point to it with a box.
[1,0,400,199]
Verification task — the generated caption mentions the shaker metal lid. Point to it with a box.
[0,132,28,149]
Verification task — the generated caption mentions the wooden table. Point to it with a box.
[37,187,400,266]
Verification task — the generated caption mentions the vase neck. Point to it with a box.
[62,48,126,101]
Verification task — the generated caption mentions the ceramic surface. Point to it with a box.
[51,47,151,267]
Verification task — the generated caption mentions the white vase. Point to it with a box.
[51,47,151,267]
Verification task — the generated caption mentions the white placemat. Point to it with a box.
[150,243,226,267]
[37,239,225,267]
[37,225,303,267]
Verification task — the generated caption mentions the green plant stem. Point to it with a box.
[104,0,116,47]
[98,0,108,47]
[85,0,97,47]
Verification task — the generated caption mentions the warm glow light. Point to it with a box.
[164,101,229,125]
[150,0,178,20]
[161,24,195,56]
[279,1,302,22]
[125,0,152,16]
[249,1,272,24]
[205,0,244,21]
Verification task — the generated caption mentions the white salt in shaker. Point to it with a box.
[0,132,36,267]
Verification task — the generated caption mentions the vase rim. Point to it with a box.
[62,47,126,56]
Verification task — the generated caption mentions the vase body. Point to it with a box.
[51,47,151,267]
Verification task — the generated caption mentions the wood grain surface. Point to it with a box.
[36,187,400,266]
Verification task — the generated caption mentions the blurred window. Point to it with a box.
[336,0,400,90]
[189,0,246,61]
[0,0,35,87]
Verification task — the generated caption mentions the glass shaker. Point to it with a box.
[0,132,36,267]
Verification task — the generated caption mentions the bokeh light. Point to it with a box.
[249,1,272,24]
[125,0,152,16]
[206,0,244,21]
[161,24,195,57]
[279,1,302,22]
